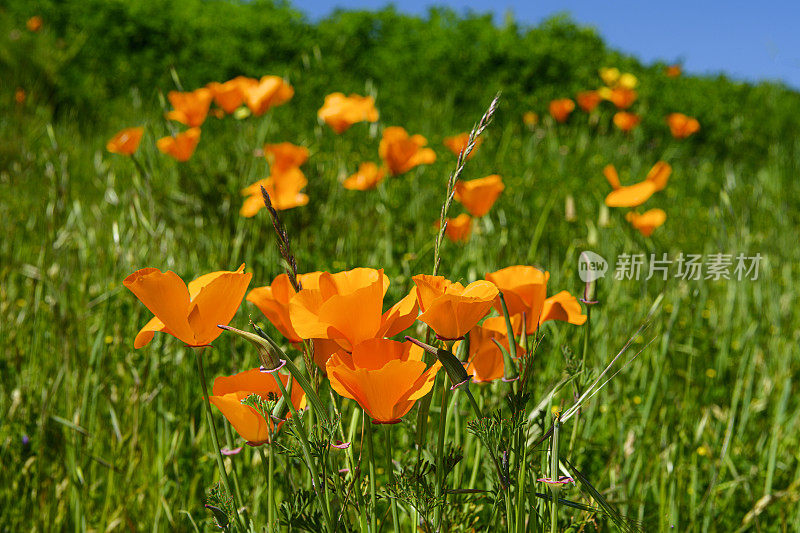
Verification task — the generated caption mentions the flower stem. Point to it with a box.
[272,374,335,532]
[382,424,400,533]
[193,348,246,532]
[434,375,450,529]
[364,413,378,533]
[549,419,561,533]
[568,304,592,457]
[463,386,507,488]
[258,445,275,531]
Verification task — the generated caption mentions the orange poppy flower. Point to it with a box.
[666,113,700,139]
[485,265,548,331]
[454,174,505,217]
[247,272,323,343]
[243,76,294,116]
[522,111,539,127]
[26,16,42,32]
[379,126,437,176]
[604,162,671,208]
[576,91,602,113]
[438,214,473,243]
[443,132,482,159]
[598,87,637,110]
[343,162,386,191]
[317,93,379,134]
[665,65,682,78]
[210,368,306,445]
[626,209,667,236]
[263,142,309,174]
[484,266,586,335]
[156,127,201,162]
[413,275,498,340]
[613,111,640,132]
[326,339,440,423]
[207,76,258,114]
[240,168,309,216]
[549,99,575,123]
[124,264,252,349]
[106,127,144,156]
[165,88,213,128]
[289,268,419,351]
[461,323,525,383]
[540,291,587,325]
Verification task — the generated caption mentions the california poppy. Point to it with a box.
[343,162,386,191]
[613,111,640,132]
[290,268,419,351]
[247,272,323,343]
[26,16,42,32]
[484,266,586,335]
[604,162,671,208]
[618,73,638,90]
[326,339,440,423]
[666,113,700,139]
[522,111,539,127]
[437,214,473,243]
[665,65,682,78]
[124,264,252,348]
[599,67,620,87]
[318,93,379,134]
[600,87,637,110]
[461,323,525,383]
[539,291,587,325]
[243,76,294,116]
[379,126,436,176]
[626,209,666,236]
[207,76,257,114]
[443,132,482,159]
[240,168,309,216]
[106,127,144,156]
[454,174,505,217]
[166,88,213,128]
[209,368,306,445]
[549,99,575,123]
[576,91,602,113]
[263,143,309,174]
[156,127,201,162]
[413,275,498,341]
[15,88,26,104]
[600,68,637,89]
[485,265,548,332]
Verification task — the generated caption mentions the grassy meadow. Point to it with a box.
[3,1,800,531]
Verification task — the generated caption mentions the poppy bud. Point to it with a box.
[217,324,281,370]
[405,337,470,388]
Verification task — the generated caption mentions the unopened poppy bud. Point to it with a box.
[582,277,598,306]
[405,336,470,388]
[217,324,281,370]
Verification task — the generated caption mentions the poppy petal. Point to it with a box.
[124,268,194,346]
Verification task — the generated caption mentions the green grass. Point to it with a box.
[3,5,800,532]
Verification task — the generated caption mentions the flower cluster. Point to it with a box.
[124,263,586,433]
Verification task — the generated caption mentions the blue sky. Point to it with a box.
[292,0,800,89]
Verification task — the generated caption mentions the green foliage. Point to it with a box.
[3,0,800,163]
